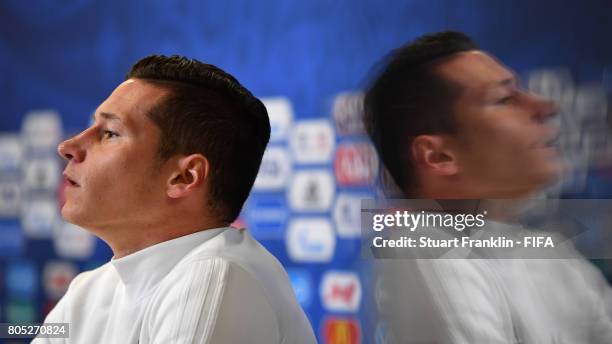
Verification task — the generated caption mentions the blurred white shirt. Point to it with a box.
[376,221,612,343]
[32,227,316,344]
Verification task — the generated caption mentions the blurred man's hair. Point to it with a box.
[364,31,478,193]
[127,55,270,223]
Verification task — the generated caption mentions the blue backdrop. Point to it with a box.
[1,1,611,343]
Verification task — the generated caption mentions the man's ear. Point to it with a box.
[166,154,209,199]
[411,135,458,176]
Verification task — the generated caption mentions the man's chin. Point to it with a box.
[542,150,569,178]
[60,206,88,228]
[527,162,567,194]
[545,159,569,184]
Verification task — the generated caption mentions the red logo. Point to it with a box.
[322,317,361,344]
[43,262,77,299]
[334,143,378,187]
[330,284,355,303]
[320,271,361,312]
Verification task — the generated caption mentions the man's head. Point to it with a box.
[59,55,270,232]
[364,31,565,198]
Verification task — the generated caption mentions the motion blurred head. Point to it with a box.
[57,55,270,255]
[364,31,565,199]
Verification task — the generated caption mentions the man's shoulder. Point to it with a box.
[160,229,301,313]
[152,255,315,343]
[147,257,268,325]
[169,232,287,294]
[180,228,286,276]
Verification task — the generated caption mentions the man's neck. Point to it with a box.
[96,217,227,259]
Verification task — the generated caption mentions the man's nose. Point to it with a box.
[529,93,558,123]
[57,135,86,162]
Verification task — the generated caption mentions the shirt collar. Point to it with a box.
[110,227,229,293]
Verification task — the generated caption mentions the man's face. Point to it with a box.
[58,79,171,230]
[436,51,565,197]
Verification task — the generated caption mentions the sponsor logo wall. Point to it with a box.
[247,95,376,342]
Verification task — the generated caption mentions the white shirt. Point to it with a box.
[376,221,612,343]
[33,227,316,344]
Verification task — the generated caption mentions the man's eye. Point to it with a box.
[103,130,119,139]
[496,96,514,105]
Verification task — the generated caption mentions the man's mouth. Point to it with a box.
[63,173,80,187]
[532,131,561,150]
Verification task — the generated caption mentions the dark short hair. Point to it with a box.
[364,31,478,193]
[127,55,270,223]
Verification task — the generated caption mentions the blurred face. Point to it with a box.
[58,79,170,230]
[436,51,565,197]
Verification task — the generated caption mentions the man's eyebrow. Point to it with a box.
[92,111,122,122]
[497,74,520,88]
